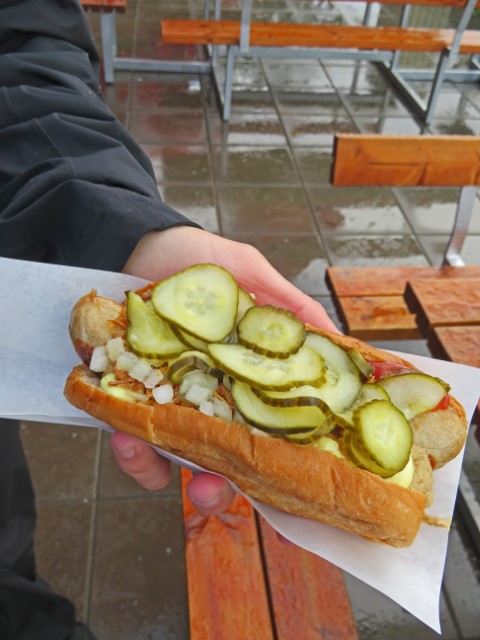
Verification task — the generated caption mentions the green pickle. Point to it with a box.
[231,381,329,434]
[377,372,449,420]
[208,343,325,390]
[168,350,224,384]
[348,349,373,380]
[126,291,187,359]
[334,383,390,429]
[303,333,362,414]
[354,399,412,474]
[237,305,306,358]
[151,264,239,343]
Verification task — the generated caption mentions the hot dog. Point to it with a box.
[64,264,467,548]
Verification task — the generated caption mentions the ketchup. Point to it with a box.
[369,361,413,381]
[431,394,450,411]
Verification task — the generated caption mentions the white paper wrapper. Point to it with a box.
[1,257,480,633]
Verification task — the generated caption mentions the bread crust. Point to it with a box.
[65,364,427,547]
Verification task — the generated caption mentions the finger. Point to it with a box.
[110,432,172,491]
[186,473,236,516]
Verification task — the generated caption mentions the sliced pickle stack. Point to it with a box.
[102,263,451,483]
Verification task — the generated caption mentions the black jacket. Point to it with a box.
[0,0,197,271]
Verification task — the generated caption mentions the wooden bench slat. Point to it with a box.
[181,469,274,640]
[81,0,127,11]
[161,20,480,54]
[405,278,480,330]
[336,295,420,340]
[428,325,480,367]
[333,134,480,187]
[259,518,358,640]
[326,266,480,297]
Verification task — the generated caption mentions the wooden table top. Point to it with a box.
[404,277,480,337]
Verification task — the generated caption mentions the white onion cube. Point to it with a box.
[90,346,108,372]
[213,398,233,421]
[106,337,125,362]
[152,384,174,404]
[116,351,138,372]
[199,400,214,416]
[185,383,212,406]
[143,369,164,389]
[129,358,152,382]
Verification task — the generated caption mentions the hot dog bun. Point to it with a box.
[65,362,427,547]
[64,284,467,548]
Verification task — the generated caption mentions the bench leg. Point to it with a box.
[424,48,450,124]
[100,11,116,84]
[223,46,236,121]
[442,185,476,266]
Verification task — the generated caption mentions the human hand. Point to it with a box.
[123,225,339,333]
[116,225,339,516]
[110,431,235,516]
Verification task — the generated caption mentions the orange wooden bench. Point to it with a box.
[326,133,480,340]
[326,131,480,556]
[160,0,480,121]
[180,468,358,639]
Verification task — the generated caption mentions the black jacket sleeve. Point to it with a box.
[0,0,199,271]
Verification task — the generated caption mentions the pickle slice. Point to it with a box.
[354,399,412,473]
[237,305,306,358]
[252,384,329,411]
[342,431,399,478]
[348,349,373,380]
[376,372,449,420]
[237,288,256,322]
[167,350,224,384]
[126,291,187,359]
[313,436,345,458]
[172,325,210,353]
[151,264,239,342]
[231,381,328,434]
[208,343,325,391]
[283,416,336,444]
[227,288,257,344]
[304,332,361,413]
[334,383,390,429]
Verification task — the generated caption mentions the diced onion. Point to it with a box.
[106,337,125,362]
[116,351,138,372]
[185,383,213,406]
[143,369,164,389]
[234,410,247,425]
[152,384,174,404]
[90,346,108,372]
[199,400,214,416]
[180,370,218,395]
[213,398,233,421]
[129,358,152,382]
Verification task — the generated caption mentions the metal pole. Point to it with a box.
[442,185,477,266]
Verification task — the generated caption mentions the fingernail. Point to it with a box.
[112,442,135,459]
[192,494,221,510]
